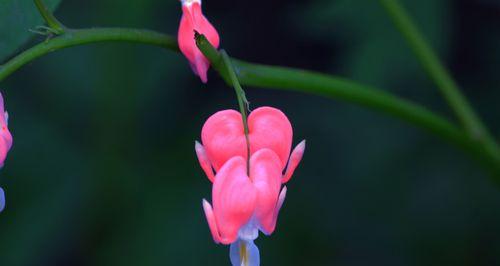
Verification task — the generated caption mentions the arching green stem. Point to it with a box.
[0,28,177,82]
[379,0,500,164]
[0,27,498,178]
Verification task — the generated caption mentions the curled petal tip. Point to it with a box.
[297,140,306,151]
[195,140,203,149]
[263,186,288,235]
[202,198,210,208]
[195,142,215,182]
[277,186,287,212]
[202,199,221,244]
[282,140,306,184]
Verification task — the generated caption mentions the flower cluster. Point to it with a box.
[177,2,305,264]
[196,107,305,265]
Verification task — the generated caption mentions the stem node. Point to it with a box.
[34,0,66,35]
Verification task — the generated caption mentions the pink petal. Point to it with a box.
[194,54,209,83]
[249,149,283,235]
[212,156,257,244]
[202,199,221,244]
[201,107,294,172]
[248,107,293,169]
[201,110,247,171]
[272,186,287,228]
[282,140,306,183]
[195,141,215,182]
[178,1,220,83]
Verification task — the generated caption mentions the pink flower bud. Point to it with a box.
[178,0,220,83]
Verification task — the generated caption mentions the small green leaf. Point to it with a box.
[0,0,62,62]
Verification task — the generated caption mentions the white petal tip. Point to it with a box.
[195,141,203,149]
[202,199,212,210]
[297,140,306,150]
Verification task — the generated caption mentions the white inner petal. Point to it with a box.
[238,218,259,241]
[181,0,202,7]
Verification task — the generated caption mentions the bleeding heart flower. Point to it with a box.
[197,107,305,266]
[0,93,12,168]
[178,0,220,83]
[0,92,13,214]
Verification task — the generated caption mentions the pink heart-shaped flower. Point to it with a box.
[201,107,292,171]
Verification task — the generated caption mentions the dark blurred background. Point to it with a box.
[1,0,500,265]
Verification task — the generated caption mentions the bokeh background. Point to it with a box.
[1,0,500,265]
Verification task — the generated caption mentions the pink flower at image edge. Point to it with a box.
[178,0,220,83]
[0,92,13,213]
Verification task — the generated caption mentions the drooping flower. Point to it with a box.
[196,107,305,265]
[178,0,220,83]
[0,92,13,213]
[0,93,13,168]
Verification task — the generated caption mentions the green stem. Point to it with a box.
[0,27,498,178]
[34,0,66,34]
[379,0,500,157]
[0,28,177,82]
[220,50,252,172]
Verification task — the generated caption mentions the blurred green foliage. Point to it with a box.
[0,0,500,265]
